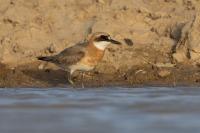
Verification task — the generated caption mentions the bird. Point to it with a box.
[37,32,121,85]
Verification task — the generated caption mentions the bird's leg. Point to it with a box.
[81,72,85,88]
[68,74,74,85]
[67,70,74,85]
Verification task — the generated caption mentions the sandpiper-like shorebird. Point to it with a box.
[37,32,121,84]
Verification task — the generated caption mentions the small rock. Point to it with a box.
[154,63,176,68]
[158,70,171,78]
[135,69,146,75]
[96,0,105,4]
[47,44,56,53]
[172,51,188,63]
[124,38,134,46]
[38,64,45,70]
[122,6,128,11]
[170,23,185,41]
[12,44,20,53]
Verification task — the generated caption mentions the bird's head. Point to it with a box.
[90,32,121,50]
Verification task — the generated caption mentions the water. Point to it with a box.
[0,87,200,133]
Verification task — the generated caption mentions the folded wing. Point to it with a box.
[38,43,86,66]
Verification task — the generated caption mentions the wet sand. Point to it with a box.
[1,62,200,87]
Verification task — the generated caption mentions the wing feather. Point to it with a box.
[52,43,86,66]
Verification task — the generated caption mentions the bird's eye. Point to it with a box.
[100,35,110,41]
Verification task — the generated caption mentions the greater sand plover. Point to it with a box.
[37,32,121,84]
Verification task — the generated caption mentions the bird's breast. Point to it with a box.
[69,51,104,72]
[84,44,105,66]
[77,55,102,69]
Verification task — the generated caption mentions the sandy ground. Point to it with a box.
[0,0,200,87]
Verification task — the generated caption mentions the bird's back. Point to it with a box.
[38,42,87,70]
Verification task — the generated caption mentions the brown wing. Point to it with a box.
[51,43,87,66]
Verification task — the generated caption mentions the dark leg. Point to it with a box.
[81,72,85,88]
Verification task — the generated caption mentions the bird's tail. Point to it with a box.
[37,56,54,62]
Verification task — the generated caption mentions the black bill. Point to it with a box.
[109,39,121,45]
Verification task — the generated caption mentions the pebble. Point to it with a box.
[158,70,171,78]
[97,0,105,4]
[38,64,45,70]
[48,44,56,53]
[124,38,134,46]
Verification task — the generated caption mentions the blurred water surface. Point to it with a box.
[0,87,200,133]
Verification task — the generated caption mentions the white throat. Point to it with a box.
[94,41,110,50]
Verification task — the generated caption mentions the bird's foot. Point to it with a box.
[68,78,74,85]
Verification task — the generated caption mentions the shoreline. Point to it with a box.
[1,62,200,88]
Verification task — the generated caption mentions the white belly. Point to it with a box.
[69,64,94,72]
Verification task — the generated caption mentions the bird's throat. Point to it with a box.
[93,41,110,50]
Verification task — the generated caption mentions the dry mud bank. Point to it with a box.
[0,0,200,87]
